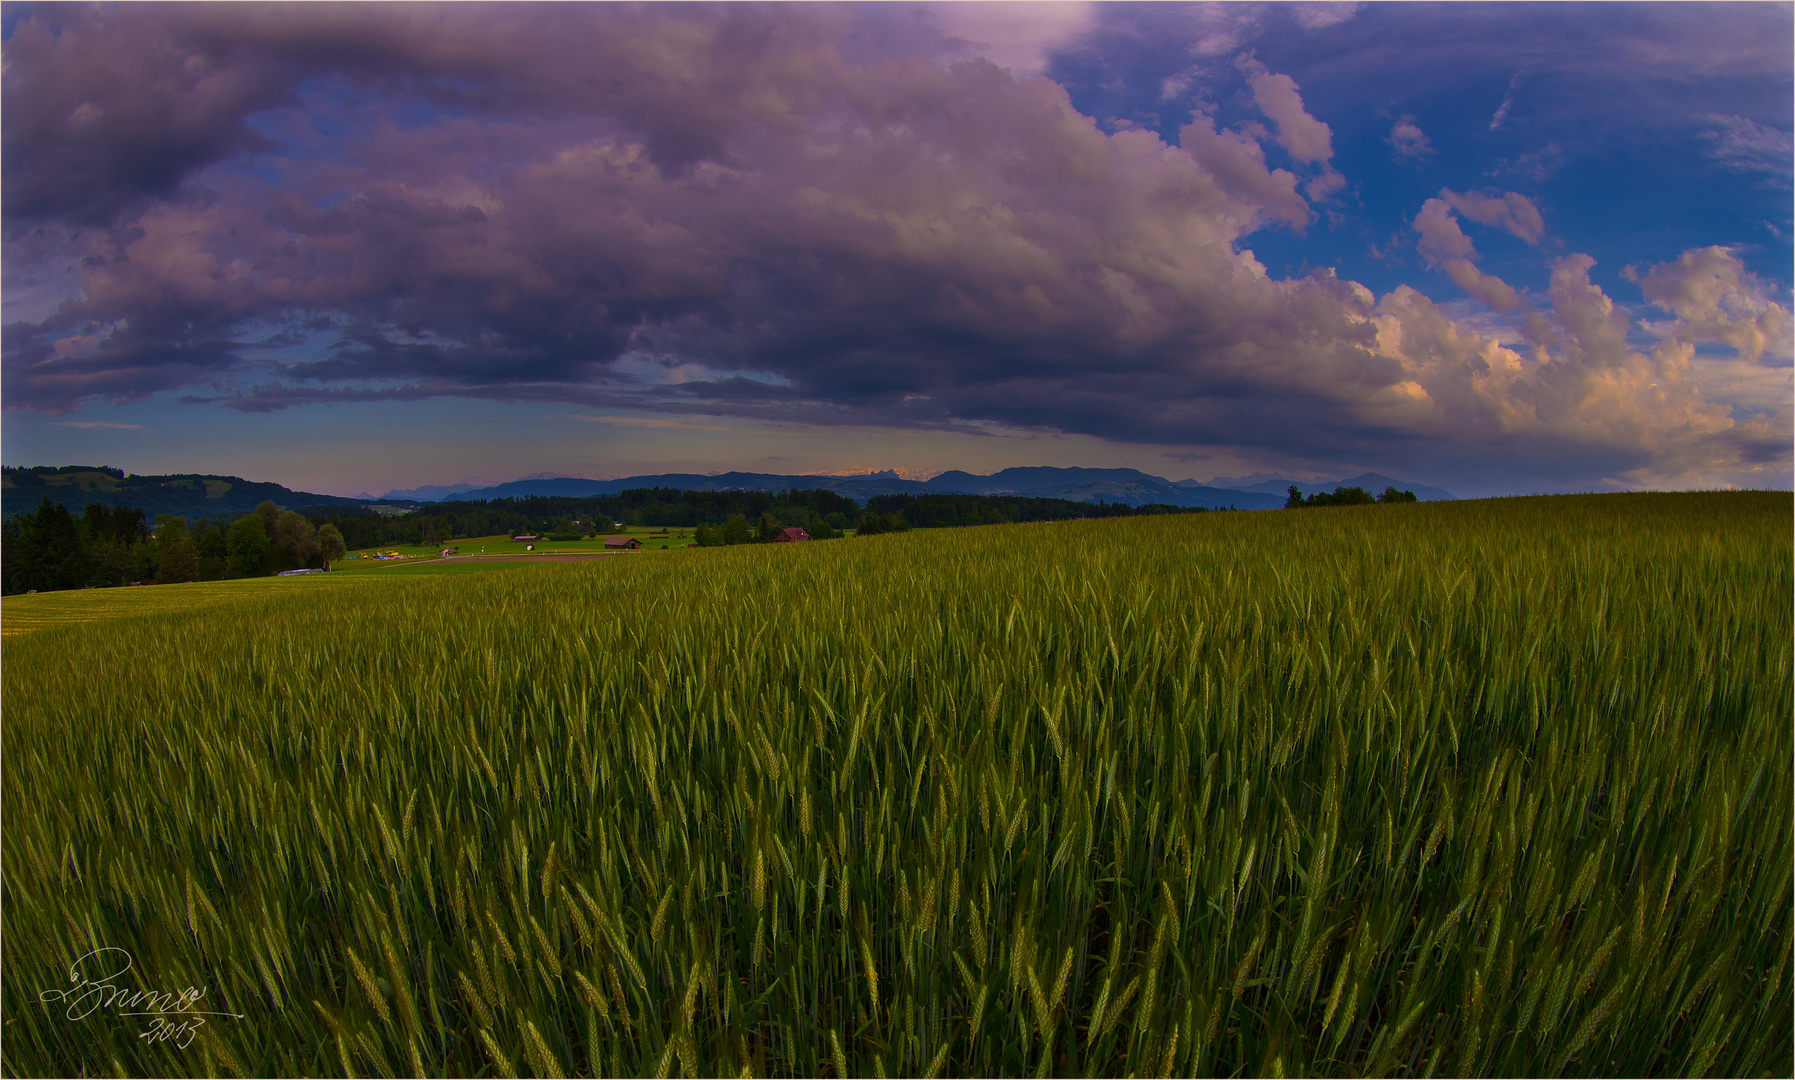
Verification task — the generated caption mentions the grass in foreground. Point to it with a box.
[0,575,365,639]
[0,563,545,637]
[2,492,1789,1077]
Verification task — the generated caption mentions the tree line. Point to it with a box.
[5,485,1218,593]
[304,488,1217,551]
[316,488,868,550]
[1284,485,1418,508]
[692,511,839,546]
[863,492,1208,528]
[2,498,345,595]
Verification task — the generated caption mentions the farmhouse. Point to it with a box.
[604,536,642,550]
[773,527,810,542]
[512,534,539,542]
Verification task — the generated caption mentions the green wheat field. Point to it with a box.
[3,492,1790,1077]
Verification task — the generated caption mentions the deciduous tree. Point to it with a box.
[227,514,269,578]
[155,516,200,583]
[317,524,347,568]
[271,510,320,570]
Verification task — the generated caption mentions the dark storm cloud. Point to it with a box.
[3,2,1788,488]
[3,2,868,225]
[3,6,286,223]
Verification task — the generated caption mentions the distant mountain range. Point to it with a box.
[5,464,1454,522]
[357,471,581,501]
[412,466,1454,509]
[356,482,478,501]
[2,465,369,522]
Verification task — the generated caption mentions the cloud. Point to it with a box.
[1290,3,1364,32]
[1,3,875,225]
[1369,253,1788,487]
[1229,56,1343,203]
[1237,57,1334,164]
[1174,6,1271,58]
[1626,246,1792,363]
[1409,188,1548,314]
[0,4,1783,491]
[928,2,1097,79]
[558,413,730,432]
[1304,169,1347,203]
[1440,189,1547,244]
[1489,66,1532,130]
[1,13,287,226]
[1412,199,1522,311]
[1177,115,1312,229]
[1387,116,1434,161]
[1698,115,1794,185]
[45,420,145,430]
[8,26,1352,433]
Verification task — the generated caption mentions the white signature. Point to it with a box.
[37,947,242,1048]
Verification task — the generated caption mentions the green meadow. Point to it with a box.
[335,527,700,568]
[2,492,1789,1077]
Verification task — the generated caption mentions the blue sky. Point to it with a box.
[3,2,1789,498]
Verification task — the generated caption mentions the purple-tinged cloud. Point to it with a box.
[1698,115,1794,185]
[1387,115,1434,161]
[1237,57,1334,165]
[1176,114,1312,229]
[1289,3,1364,32]
[1412,198,1522,311]
[1441,189,1546,245]
[1488,66,1532,130]
[1235,54,1344,204]
[1627,246,1792,363]
[1369,250,1789,487]
[2,3,1787,491]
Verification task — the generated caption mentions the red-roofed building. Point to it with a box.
[773,527,810,542]
[604,536,642,549]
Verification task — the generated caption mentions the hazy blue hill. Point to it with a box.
[370,482,477,501]
[447,466,1285,508]
[2,463,1432,521]
[923,466,1167,495]
[444,472,921,501]
[910,468,1282,507]
[2,466,369,522]
[446,476,632,499]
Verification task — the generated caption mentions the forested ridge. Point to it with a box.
[2,464,364,520]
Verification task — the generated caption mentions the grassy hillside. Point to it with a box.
[3,493,1789,1077]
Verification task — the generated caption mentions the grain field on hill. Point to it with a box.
[4,492,1789,1077]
